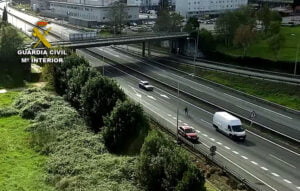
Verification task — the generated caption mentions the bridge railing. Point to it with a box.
[50,32,189,46]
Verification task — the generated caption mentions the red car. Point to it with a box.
[178,126,199,142]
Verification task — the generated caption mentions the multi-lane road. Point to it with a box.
[2,3,300,190]
[78,47,300,191]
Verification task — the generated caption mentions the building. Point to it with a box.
[127,0,143,6]
[176,0,248,18]
[45,0,139,27]
[30,0,50,11]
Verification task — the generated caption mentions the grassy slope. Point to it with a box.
[0,92,53,191]
[175,63,300,110]
[217,26,300,62]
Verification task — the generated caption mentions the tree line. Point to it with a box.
[49,53,206,190]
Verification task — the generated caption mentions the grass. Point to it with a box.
[174,63,300,110]
[0,92,53,191]
[217,26,300,62]
[0,91,20,108]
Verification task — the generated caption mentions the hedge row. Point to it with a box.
[13,88,141,191]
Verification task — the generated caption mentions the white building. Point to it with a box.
[48,0,139,27]
[176,0,248,18]
[128,0,143,6]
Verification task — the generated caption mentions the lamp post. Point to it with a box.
[187,37,197,77]
[291,34,299,76]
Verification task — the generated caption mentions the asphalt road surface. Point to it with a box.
[78,48,300,191]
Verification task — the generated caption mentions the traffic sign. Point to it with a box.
[250,111,256,119]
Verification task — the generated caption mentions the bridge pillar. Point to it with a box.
[147,41,151,56]
[142,41,146,57]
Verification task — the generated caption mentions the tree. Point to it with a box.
[256,6,281,33]
[103,100,149,154]
[184,17,199,33]
[233,25,256,56]
[154,9,171,32]
[268,33,285,61]
[158,0,169,11]
[170,12,184,32]
[80,75,126,131]
[2,6,7,22]
[65,65,98,109]
[136,130,206,191]
[53,53,89,95]
[215,6,255,47]
[195,29,216,53]
[108,1,128,34]
[269,21,281,36]
[0,24,26,87]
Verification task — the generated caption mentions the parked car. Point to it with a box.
[213,112,246,141]
[178,126,199,142]
[139,81,154,91]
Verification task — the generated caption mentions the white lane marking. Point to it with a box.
[0,89,7,93]
[241,156,248,160]
[269,154,296,169]
[183,123,188,126]
[224,93,293,119]
[172,117,176,120]
[296,186,300,189]
[217,142,222,145]
[196,130,200,133]
[160,94,169,99]
[210,138,215,141]
[147,95,156,100]
[261,167,268,171]
[271,173,280,177]
[201,119,211,125]
[246,130,300,156]
[232,151,239,155]
[251,161,258,165]
[179,120,182,123]
[283,179,292,184]
[224,146,231,150]
[203,134,208,137]
[136,93,141,98]
[215,152,278,191]
[167,114,172,117]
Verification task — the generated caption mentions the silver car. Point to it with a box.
[139,81,154,91]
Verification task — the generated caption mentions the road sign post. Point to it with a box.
[210,145,217,161]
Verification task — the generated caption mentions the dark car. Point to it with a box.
[178,126,199,142]
[139,81,154,91]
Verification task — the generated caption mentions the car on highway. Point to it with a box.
[139,81,154,91]
[178,126,199,142]
[213,112,246,141]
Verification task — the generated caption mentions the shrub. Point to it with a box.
[53,54,89,95]
[137,130,205,191]
[103,100,149,154]
[0,107,19,117]
[65,65,98,109]
[80,75,126,131]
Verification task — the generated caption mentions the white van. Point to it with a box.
[213,112,246,141]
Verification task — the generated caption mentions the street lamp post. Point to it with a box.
[176,80,179,141]
[291,34,299,76]
[187,37,197,77]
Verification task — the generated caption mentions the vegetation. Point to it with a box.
[137,130,206,191]
[108,1,128,34]
[2,6,7,22]
[103,100,149,154]
[154,9,183,32]
[0,91,53,191]
[0,23,29,88]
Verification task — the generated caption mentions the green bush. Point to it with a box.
[0,107,19,117]
[65,65,98,109]
[14,88,141,191]
[103,100,149,154]
[53,54,89,95]
[80,75,126,131]
[137,130,206,191]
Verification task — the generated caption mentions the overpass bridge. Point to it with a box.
[49,33,189,56]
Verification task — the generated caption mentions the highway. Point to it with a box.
[2,4,300,190]
[78,48,300,191]
[89,45,300,143]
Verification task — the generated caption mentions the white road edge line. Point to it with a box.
[269,154,296,169]
[223,93,293,120]
[246,130,300,156]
